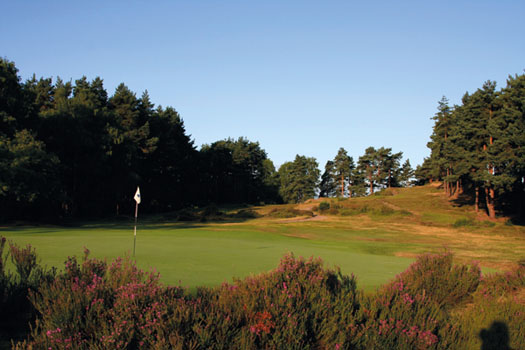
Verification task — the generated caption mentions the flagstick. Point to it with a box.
[133,201,138,257]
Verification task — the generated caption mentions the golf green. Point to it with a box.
[1,222,413,291]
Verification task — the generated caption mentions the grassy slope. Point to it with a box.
[1,184,523,291]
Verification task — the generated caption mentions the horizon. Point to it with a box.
[1,1,524,168]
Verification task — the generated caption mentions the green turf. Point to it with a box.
[0,222,413,292]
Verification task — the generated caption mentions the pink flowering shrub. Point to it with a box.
[357,252,481,350]
[7,240,523,350]
[206,253,362,349]
[0,240,56,346]
[449,264,525,350]
[390,251,481,308]
[476,265,525,298]
[151,253,362,349]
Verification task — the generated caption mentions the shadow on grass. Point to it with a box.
[0,216,258,233]
[480,321,511,350]
[451,192,475,207]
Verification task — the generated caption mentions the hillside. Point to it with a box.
[246,183,525,271]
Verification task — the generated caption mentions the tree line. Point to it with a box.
[1,58,279,220]
[1,57,413,221]
[416,74,525,219]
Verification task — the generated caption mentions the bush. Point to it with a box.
[453,218,474,227]
[267,208,314,219]
[388,252,481,308]
[450,265,525,349]
[377,205,396,216]
[0,239,56,347]
[355,252,481,350]
[318,202,330,211]
[6,241,524,350]
[453,218,496,228]
[175,207,199,221]
[17,253,362,350]
[233,209,260,219]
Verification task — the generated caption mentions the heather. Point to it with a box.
[0,240,522,349]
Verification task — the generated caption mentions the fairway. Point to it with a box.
[0,222,413,291]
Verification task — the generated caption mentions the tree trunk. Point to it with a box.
[475,186,479,212]
[485,186,496,219]
[388,169,392,188]
[341,175,344,197]
[445,170,448,196]
[451,180,460,199]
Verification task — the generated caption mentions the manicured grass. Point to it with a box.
[0,222,413,291]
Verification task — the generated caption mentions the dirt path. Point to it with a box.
[278,215,330,223]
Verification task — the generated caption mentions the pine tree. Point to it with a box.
[333,147,354,197]
[319,160,336,198]
[357,147,378,195]
[278,155,320,203]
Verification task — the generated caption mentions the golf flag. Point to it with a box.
[134,187,141,204]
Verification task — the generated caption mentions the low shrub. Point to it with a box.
[476,264,525,298]
[0,240,56,347]
[175,208,199,221]
[451,266,525,350]
[387,252,481,308]
[267,208,314,219]
[233,209,260,219]
[318,202,330,211]
[356,252,481,349]
[376,205,396,216]
[453,218,496,228]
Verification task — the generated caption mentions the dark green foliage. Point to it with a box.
[420,74,525,219]
[278,155,320,203]
[200,137,280,205]
[319,160,337,198]
[0,239,56,347]
[233,209,260,219]
[0,58,285,221]
[318,201,330,211]
[357,146,405,196]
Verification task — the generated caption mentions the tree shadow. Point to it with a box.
[480,321,512,350]
[0,215,259,233]
[451,192,475,207]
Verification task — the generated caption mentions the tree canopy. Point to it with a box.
[417,74,525,219]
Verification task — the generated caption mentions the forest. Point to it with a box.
[1,57,524,221]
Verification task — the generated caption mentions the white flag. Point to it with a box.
[134,187,141,204]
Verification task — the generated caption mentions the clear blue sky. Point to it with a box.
[1,1,524,169]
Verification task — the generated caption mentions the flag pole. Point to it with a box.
[133,187,141,257]
[133,201,138,257]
